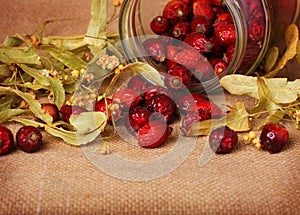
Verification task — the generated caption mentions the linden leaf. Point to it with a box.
[40,45,87,70]
[69,111,107,134]
[263,46,279,73]
[265,24,299,78]
[3,35,24,47]
[42,35,87,50]
[0,109,30,124]
[220,75,300,104]
[84,0,108,51]
[0,46,41,65]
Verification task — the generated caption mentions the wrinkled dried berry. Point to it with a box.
[16,126,43,153]
[112,88,142,109]
[136,120,172,148]
[127,75,149,94]
[172,21,191,40]
[0,126,14,155]
[177,92,208,113]
[165,64,192,89]
[260,123,289,154]
[60,105,87,123]
[184,33,213,54]
[146,94,176,123]
[181,110,211,136]
[209,126,238,154]
[173,47,202,68]
[191,15,213,35]
[143,38,166,63]
[193,0,215,21]
[208,58,228,75]
[144,85,174,102]
[127,106,151,131]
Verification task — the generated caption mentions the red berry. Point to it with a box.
[143,38,166,63]
[260,123,289,154]
[136,120,172,148]
[163,0,189,24]
[223,43,235,63]
[16,126,43,153]
[209,126,238,154]
[192,58,215,81]
[172,21,191,40]
[213,13,233,26]
[190,15,213,36]
[127,75,148,94]
[193,0,215,21]
[146,94,176,123]
[179,0,193,6]
[144,86,174,102]
[208,58,228,75]
[150,16,169,35]
[181,110,211,136]
[174,47,202,68]
[0,126,14,155]
[184,33,213,54]
[94,98,113,123]
[214,22,236,46]
[177,92,208,113]
[165,64,192,89]
[249,19,265,41]
[40,103,59,122]
[211,0,225,7]
[112,88,142,109]
[128,106,151,131]
[207,36,223,58]
[189,100,224,118]
[60,105,87,123]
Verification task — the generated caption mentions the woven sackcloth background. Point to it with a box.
[0,1,300,214]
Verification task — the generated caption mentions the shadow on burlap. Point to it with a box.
[0,1,299,214]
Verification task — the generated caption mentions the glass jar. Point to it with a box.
[118,0,300,92]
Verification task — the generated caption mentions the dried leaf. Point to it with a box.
[263,46,279,73]
[265,24,299,78]
[3,35,24,47]
[0,46,41,65]
[258,110,285,130]
[0,64,13,82]
[42,35,87,50]
[0,109,30,124]
[220,74,300,104]
[84,0,108,49]
[297,40,300,64]
[69,112,107,134]
[40,45,87,70]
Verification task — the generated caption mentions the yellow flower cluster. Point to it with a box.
[243,131,261,149]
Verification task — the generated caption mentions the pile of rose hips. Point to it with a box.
[143,0,265,88]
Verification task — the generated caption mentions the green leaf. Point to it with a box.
[40,45,87,70]
[84,0,108,49]
[0,64,13,82]
[265,24,299,78]
[3,35,24,47]
[189,102,250,136]
[41,35,87,50]
[19,64,50,86]
[0,46,41,65]
[220,75,300,104]
[69,111,107,134]
[0,109,30,124]
[258,110,285,130]
[47,77,65,109]
[0,87,52,124]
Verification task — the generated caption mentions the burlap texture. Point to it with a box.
[0,1,300,214]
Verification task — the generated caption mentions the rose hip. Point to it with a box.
[184,33,214,54]
[163,0,189,24]
[112,88,142,109]
[143,38,166,63]
[60,105,87,123]
[193,0,215,21]
[190,15,213,36]
[150,16,169,35]
[0,126,14,155]
[16,126,43,153]
[209,126,238,154]
[40,103,59,122]
[172,21,191,40]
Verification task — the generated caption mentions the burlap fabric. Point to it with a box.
[0,1,299,214]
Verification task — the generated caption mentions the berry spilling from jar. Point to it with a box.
[145,0,266,89]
